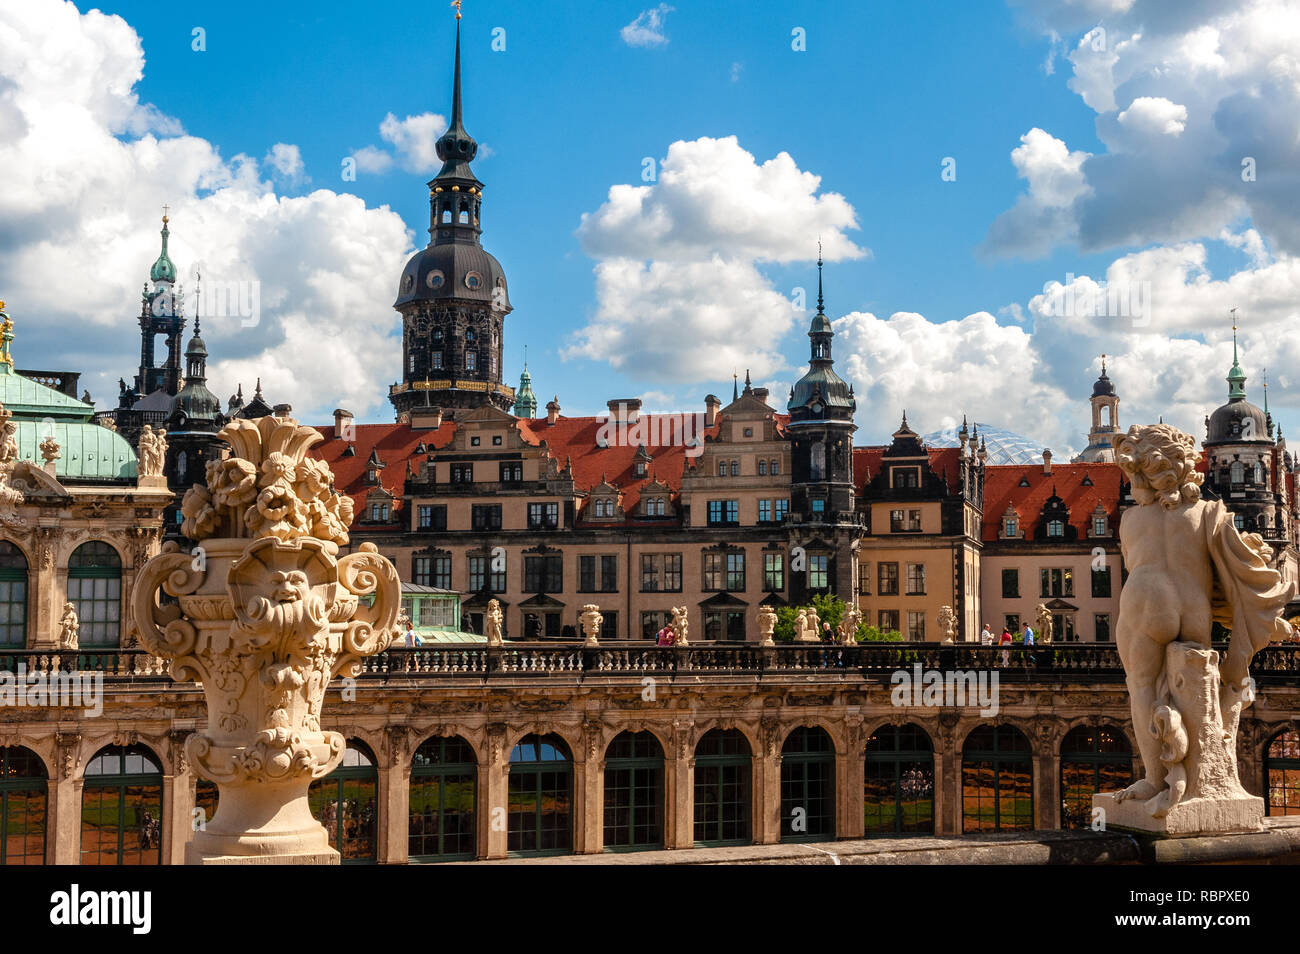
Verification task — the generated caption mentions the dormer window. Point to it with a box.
[1019,476,1030,487]
[1092,515,1107,536]
[1047,519,1065,538]
[635,461,646,478]
[1004,517,1018,537]
[892,466,919,489]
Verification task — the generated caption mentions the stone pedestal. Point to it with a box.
[1093,791,1263,836]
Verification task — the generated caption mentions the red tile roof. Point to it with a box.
[853,446,965,494]
[980,461,1123,541]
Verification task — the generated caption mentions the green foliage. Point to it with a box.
[774,594,901,643]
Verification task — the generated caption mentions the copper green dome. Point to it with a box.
[150,215,177,284]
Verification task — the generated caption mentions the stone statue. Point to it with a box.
[138,425,167,478]
[793,608,810,643]
[133,414,400,863]
[937,605,957,644]
[484,598,503,647]
[806,606,821,642]
[1094,423,1294,834]
[39,434,60,466]
[0,403,17,463]
[579,604,603,646]
[1034,603,1054,644]
[839,605,861,646]
[58,601,78,650]
[669,605,690,646]
[757,605,777,646]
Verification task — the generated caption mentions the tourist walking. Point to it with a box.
[1022,622,1037,667]
[999,626,1012,666]
[979,623,993,646]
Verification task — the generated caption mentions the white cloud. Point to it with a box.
[569,136,864,387]
[378,111,447,173]
[264,142,307,185]
[351,145,394,175]
[1116,96,1187,136]
[0,0,413,423]
[982,128,1091,257]
[621,5,675,47]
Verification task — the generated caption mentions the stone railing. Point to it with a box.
[3,642,1297,685]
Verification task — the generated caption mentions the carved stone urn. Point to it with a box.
[133,415,400,864]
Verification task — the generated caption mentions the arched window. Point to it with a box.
[0,542,28,648]
[309,740,379,863]
[961,725,1033,833]
[1059,724,1133,829]
[603,731,664,851]
[458,210,469,224]
[693,729,751,846]
[67,542,122,648]
[508,734,572,855]
[195,779,218,833]
[0,746,46,864]
[770,459,780,475]
[1256,462,1266,484]
[780,726,835,842]
[441,209,452,224]
[1231,461,1244,484]
[864,723,934,834]
[81,744,163,865]
[1047,519,1065,537]
[1265,728,1300,816]
[409,735,477,861]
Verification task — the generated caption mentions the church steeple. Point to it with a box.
[150,209,177,285]
[428,18,484,247]
[513,356,537,418]
[1228,307,1247,401]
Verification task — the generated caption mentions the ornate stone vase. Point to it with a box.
[133,415,400,864]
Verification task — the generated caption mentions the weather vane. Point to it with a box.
[451,0,463,19]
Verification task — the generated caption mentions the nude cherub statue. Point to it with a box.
[484,598,503,647]
[1108,424,1292,821]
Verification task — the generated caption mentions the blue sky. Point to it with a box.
[2,0,1297,452]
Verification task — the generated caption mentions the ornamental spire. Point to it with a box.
[1228,307,1246,400]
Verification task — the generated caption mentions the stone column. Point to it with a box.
[839,715,866,839]
[483,724,509,859]
[49,731,82,864]
[381,727,410,865]
[756,719,781,844]
[666,720,694,849]
[937,718,961,835]
[580,721,603,854]
[30,526,58,649]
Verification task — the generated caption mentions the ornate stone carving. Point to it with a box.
[138,425,168,478]
[937,605,957,645]
[0,404,26,529]
[132,414,399,863]
[579,604,603,646]
[39,434,59,466]
[55,732,80,779]
[839,604,861,646]
[57,601,78,650]
[484,598,503,647]
[36,527,55,569]
[1095,423,1294,834]
[757,604,777,646]
[669,605,690,646]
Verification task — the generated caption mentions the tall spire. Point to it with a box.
[816,239,824,314]
[451,17,463,133]
[150,208,177,284]
[1228,307,1247,400]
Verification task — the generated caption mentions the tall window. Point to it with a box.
[527,502,559,530]
[0,746,46,864]
[878,609,900,632]
[67,542,121,648]
[726,552,746,591]
[1039,567,1073,598]
[81,744,163,865]
[808,554,829,590]
[414,554,451,589]
[864,724,934,835]
[858,561,871,595]
[508,735,572,855]
[524,555,563,593]
[309,740,379,863]
[1003,517,1018,537]
[640,554,682,592]
[1095,614,1111,641]
[759,500,772,522]
[962,725,1033,833]
[471,505,502,531]
[0,542,27,648]
[1091,567,1112,598]
[604,732,664,851]
[1060,725,1133,829]
[907,611,926,640]
[417,504,446,531]
[1046,519,1065,537]
[1001,568,1019,599]
[780,727,835,842]
[579,555,619,593]
[905,563,926,595]
[763,553,785,591]
[468,554,506,593]
[694,730,751,846]
[878,562,899,596]
[409,735,477,861]
[774,499,789,522]
[1265,728,1300,816]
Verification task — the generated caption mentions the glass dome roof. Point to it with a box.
[920,423,1046,466]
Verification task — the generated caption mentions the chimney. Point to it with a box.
[333,408,354,439]
[273,403,292,418]
[752,387,769,405]
[1043,448,1053,475]
[546,395,560,426]
[705,394,721,427]
[607,398,642,424]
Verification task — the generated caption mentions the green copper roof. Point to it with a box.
[150,216,177,284]
[0,305,139,479]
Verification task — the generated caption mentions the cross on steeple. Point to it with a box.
[161,203,170,223]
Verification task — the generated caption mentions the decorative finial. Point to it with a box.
[1100,352,1107,374]
[162,203,169,224]
[816,239,824,314]
[451,0,462,18]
